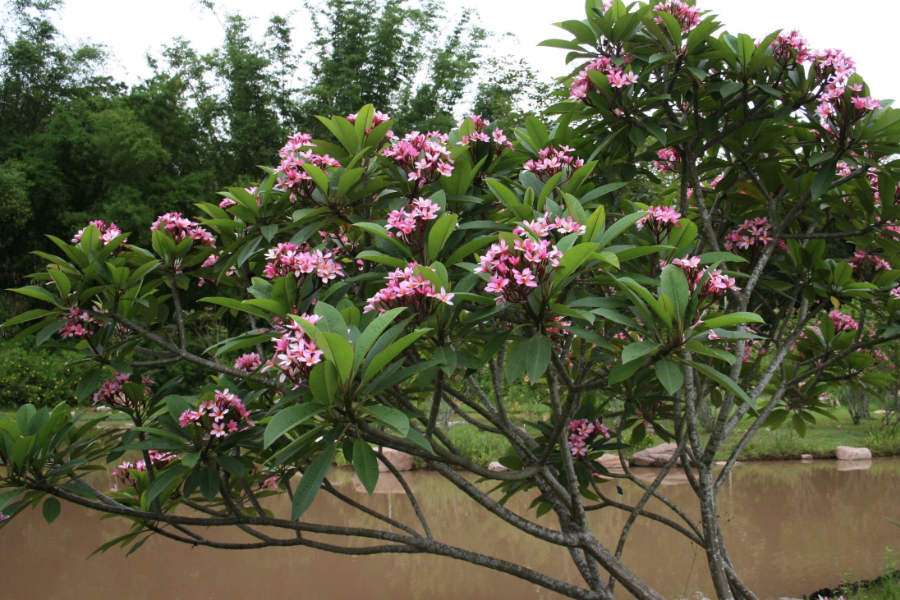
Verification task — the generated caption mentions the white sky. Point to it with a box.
[27,0,900,102]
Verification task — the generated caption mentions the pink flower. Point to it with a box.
[653,1,701,33]
[263,315,325,386]
[151,212,216,248]
[382,131,454,188]
[72,220,126,247]
[263,243,345,284]
[234,353,262,372]
[636,206,682,240]
[429,287,455,305]
[851,251,890,278]
[829,309,858,333]
[653,148,680,174]
[524,145,584,182]
[92,372,154,409]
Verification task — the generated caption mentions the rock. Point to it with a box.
[837,459,872,472]
[488,461,510,473]
[801,454,814,461]
[591,454,628,480]
[835,446,872,461]
[631,468,692,487]
[631,443,691,467]
[377,448,414,472]
[596,454,628,470]
[714,461,741,467]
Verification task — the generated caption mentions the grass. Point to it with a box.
[428,404,900,467]
[849,576,900,600]
[825,557,900,600]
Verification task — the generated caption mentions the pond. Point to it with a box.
[1,458,898,600]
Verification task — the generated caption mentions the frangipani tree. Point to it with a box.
[3,2,900,599]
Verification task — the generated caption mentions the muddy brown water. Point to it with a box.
[1,458,898,600]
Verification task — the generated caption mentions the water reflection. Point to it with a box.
[1,459,898,600]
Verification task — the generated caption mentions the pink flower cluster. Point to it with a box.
[566,419,610,457]
[475,232,563,305]
[347,110,392,137]
[850,251,890,279]
[636,205,682,239]
[669,255,741,303]
[524,145,585,182]
[702,269,741,301]
[263,315,324,386]
[653,1,701,33]
[652,148,680,174]
[112,450,177,491]
[59,307,102,339]
[364,264,454,315]
[151,213,216,248]
[512,212,586,238]
[262,242,344,283]
[771,30,811,67]
[382,131,454,188]
[179,389,253,438]
[724,217,788,257]
[570,56,637,102]
[454,115,515,154]
[275,132,342,203]
[234,352,263,372]
[72,220,126,246]
[829,310,858,333]
[92,372,154,409]
[385,198,442,255]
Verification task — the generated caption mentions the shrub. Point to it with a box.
[0,341,80,408]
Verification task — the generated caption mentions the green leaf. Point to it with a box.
[608,359,643,384]
[810,162,836,201]
[301,163,330,194]
[406,428,434,453]
[352,439,379,495]
[362,329,430,383]
[42,497,61,525]
[75,369,102,402]
[660,264,689,321]
[698,252,748,264]
[0,488,20,511]
[525,334,552,383]
[655,360,684,394]
[427,213,459,259]
[702,313,763,329]
[356,250,406,269]
[291,444,335,520]
[317,331,354,383]
[362,406,410,437]
[684,360,751,404]
[216,456,246,477]
[2,309,52,328]
[353,308,407,367]
[622,341,661,364]
[145,465,188,506]
[337,168,365,197]
[553,242,599,286]
[264,404,326,449]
